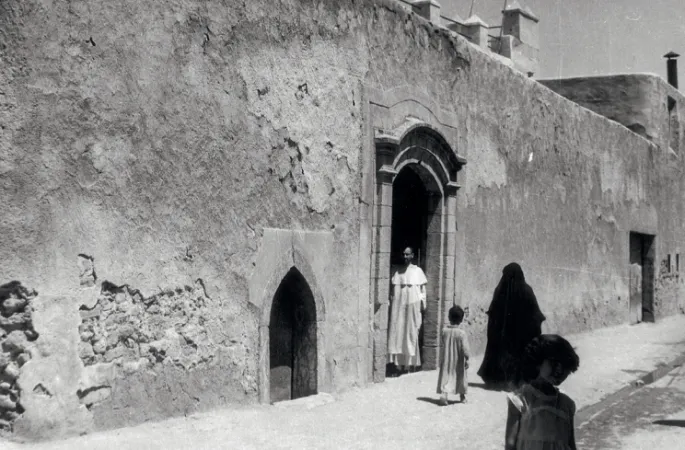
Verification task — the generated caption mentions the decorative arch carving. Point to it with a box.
[375,117,466,184]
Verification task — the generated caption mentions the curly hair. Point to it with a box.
[448,305,465,325]
[520,334,579,381]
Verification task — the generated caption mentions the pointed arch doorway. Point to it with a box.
[252,230,328,404]
[269,267,318,403]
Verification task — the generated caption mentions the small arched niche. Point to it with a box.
[268,267,318,403]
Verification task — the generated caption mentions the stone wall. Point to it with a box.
[79,281,212,370]
[75,278,255,430]
[0,282,39,435]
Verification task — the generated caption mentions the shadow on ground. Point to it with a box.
[416,397,464,406]
[416,381,509,406]
[653,419,685,428]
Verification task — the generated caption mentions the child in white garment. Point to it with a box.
[436,305,470,405]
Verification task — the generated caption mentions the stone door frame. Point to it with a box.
[250,230,328,404]
[371,117,466,382]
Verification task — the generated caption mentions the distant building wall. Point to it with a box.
[539,74,685,151]
[537,76,685,321]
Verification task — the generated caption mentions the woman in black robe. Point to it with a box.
[477,263,546,389]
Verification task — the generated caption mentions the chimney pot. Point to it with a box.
[664,51,680,88]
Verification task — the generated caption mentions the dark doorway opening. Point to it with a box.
[629,232,656,324]
[388,167,428,376]
[391,167,428,271]
[269,267,317,403]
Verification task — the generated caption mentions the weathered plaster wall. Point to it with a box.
[538,74,685,154]
[451,72,685,351]
[1,0,368,439]
[536,74,685,321]
[538,75,662,140]
[2,0,685,441]
[647,81,685,318]
[351,2,685,355]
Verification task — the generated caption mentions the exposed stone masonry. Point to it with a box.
[78,279,214,373]
[0,281,39,434]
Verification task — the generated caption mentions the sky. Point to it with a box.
[440,0,685,83]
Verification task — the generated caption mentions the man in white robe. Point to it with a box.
[388,247,427,372]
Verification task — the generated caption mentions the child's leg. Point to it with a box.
[460,393,467,403]
[440,392,448,406]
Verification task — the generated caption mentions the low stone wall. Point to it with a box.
[0,282,39,435]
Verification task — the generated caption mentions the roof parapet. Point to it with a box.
[396,0,539,76]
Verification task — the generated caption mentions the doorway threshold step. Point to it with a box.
[272,393,335,410]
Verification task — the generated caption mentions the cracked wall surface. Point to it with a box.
[76,278,256,430]
[1,0,685,441]
[1,0,366,438]
[79,281,213,370]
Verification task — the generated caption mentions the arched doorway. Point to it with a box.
[269,267,318,403]
[388,165,443,373]
[372,119,466,382]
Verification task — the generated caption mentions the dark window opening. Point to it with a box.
[667,254,672,273]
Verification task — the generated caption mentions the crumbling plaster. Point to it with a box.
[1,0,368,438]
[13,293,93,441]
[0,283,40,437]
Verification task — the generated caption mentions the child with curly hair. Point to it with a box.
[436,305,470,405]
[505,334,580,450]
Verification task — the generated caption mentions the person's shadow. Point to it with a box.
[416,396,464,406]
[653,419,685,428]
[417,381,513,406]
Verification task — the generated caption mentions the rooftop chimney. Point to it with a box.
[664,51,680,89]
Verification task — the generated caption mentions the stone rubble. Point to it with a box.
[0,282,39,435]
[77,280,216,408]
